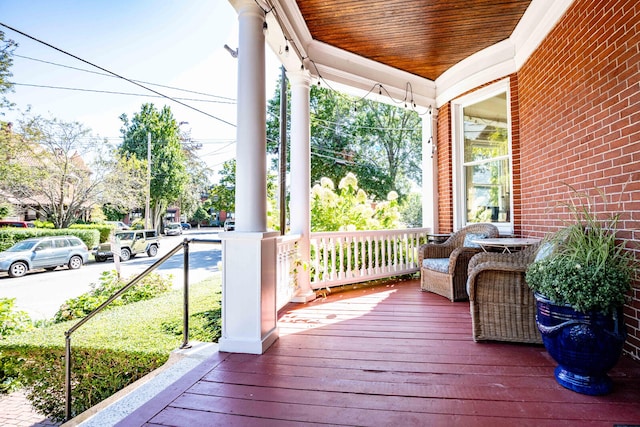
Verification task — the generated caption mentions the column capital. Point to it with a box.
[229,0,265,18]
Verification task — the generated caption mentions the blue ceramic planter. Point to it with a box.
[534,293,626,395]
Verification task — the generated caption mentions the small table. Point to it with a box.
[472,237,541,253]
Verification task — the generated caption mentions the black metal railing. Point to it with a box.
[64,237,220,421]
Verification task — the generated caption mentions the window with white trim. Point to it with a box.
[452,80,512,234]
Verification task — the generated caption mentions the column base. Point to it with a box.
[219,327,279,355]
[290,289,316,303]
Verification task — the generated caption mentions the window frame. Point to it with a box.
[451,79,513,235]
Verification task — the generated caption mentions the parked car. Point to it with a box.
[165,222,182,236]
[105,221,130,230]
[92,229,159,262]
[0,235,89,278]
[0,220,35,228]
[180,222,191,230]
[223,218,235,231]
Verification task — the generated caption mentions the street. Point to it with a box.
[0,228,223,320]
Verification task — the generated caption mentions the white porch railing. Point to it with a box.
[276,233,301,310]
[309,228,431,289]
[275,228,431,308]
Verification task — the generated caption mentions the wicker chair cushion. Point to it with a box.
[423,258,450,273]
[463,233,487,248]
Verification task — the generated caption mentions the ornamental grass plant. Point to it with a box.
[526,183,636,314]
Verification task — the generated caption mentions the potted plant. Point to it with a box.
[525,184,636,395]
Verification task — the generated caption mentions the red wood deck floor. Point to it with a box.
[118,279,640,426]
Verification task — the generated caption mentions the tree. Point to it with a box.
[191,205,210,228]
[207,159,236,214]
[266,78,422,201]
[352,99,422,197]
[3,116,100,228]
[399,192,422,228]
[98,151,147,218]
[119,104,188,229]
[175,124,211,221]
[0,30,17,113]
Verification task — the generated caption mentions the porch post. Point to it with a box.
[220,0,278,354]
[422,109,438,232]
[288,70,315,302]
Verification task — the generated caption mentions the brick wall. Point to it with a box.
[436,103,454,232]
[518,0,640,359]
[436,0,640,359]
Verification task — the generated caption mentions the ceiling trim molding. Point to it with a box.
[435,0,575,106]
[306,40,436,108]
[263,0,575,109]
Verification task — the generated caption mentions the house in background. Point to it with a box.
[1,123,94,224]
[219,0,640,363]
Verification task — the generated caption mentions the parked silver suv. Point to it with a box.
[0,236,89,278]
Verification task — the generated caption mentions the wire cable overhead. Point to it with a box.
[0,22,236,128]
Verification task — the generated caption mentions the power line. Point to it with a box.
[0,22,237,128]
[12,82,236,104]
[13,54,236,102]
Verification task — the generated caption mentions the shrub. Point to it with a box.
[0,298,33,337]
[32,220,54,229]
[526,183,635,314]
[0,275,221,421]
[0,228,99,252]
[69,223,114,243]
[2,344,167,422]
[311,173,402,232]
[0,350,23,394]
[54,270,173,322]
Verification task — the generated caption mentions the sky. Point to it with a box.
[0,0,282,173]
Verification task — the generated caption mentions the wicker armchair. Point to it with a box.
[467,242,543,344]
[418,223,499,301]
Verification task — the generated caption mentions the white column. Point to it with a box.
[422,109,438,232]
[234,0,266,232]
[288,70,315,302]
[220,0,278,354]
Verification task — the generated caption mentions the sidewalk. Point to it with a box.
[0,390,60,427]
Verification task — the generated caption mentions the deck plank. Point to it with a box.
[118,279,640,426]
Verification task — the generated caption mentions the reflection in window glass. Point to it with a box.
[463,93,510,224]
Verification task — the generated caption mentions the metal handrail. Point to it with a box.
[64,237,220,421]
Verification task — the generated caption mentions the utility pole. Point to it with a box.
[145,131,151,230]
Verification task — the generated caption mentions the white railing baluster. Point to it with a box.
[301,228,429,290]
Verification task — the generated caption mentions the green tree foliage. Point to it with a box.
[310,172,401,232]
[207,159,236,214]
[98,151,147,218]
[266,77,422,201]
[4,115,101,228]
[0,31,17,113]
[119,104,188,229]
[191,205,210,227]
[352,99,422,197]
[175,125,211,221]
[206,159,278,228]
[398,192,423,228]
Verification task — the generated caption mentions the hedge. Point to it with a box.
[69,223,115,243]
[0,276,222,422]
[0,228,100,252]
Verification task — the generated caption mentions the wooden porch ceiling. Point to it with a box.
[294,0,532,81]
